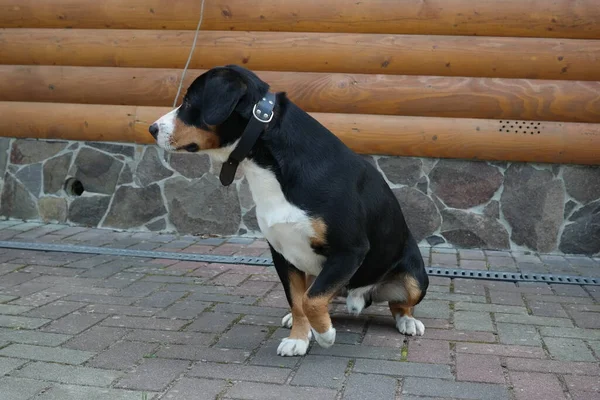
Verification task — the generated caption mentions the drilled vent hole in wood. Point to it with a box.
[498,120,542,135]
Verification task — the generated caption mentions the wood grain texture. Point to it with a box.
[2,65,600,123]
[1,29,598,80]
[1,102,598,165]
[1,0,598,39]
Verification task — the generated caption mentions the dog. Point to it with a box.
[149,65,429,357]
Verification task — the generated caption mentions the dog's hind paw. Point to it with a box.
[312,326,336,348]
[396,315,425,336]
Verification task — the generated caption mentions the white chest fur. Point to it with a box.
[241,160,325,276]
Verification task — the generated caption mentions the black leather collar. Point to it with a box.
[219,92,277,186]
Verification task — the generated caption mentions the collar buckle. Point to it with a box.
[219,91,276,187]
[252,97,275,123]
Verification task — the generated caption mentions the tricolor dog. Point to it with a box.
[149,65,429,356]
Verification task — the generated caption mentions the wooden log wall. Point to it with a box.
[0,0,599,164]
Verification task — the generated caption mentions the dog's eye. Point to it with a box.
[182,143,200,152]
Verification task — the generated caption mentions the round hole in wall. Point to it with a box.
[64,178,84,196]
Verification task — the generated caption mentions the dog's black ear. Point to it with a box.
[202,70,246,126]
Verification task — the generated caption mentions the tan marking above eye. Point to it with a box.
[172,118,220,150]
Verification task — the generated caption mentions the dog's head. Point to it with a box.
[149,65,269,155]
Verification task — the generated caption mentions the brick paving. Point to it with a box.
[0,221,598,399]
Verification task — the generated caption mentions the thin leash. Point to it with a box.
[173,0,207,107]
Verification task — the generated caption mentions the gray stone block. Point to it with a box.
[393,187,441,241]
[0,376,48,400]
[249,339,300,368]
[0,315,50,329]
[155,300,211,320]
[123,329,213,346]
[0,357,26,376]
[226,381,337,400]
[15,163,42,197]
[101,315,187,331]
[102,184,166,229]
[43,153,72,194]
[68,195,111,226]
[543,337,596,362]
[164,174,241,235]
[163,377,225,400]
[41,312,107,335]
[0,173,39,220]
[0,304,33,315]
[379,156,422,186]
[292,355,349,388]
[310,344,401,360]
[25,301,85,319]
[211,304,288,317]
[189,362,291,384]
[402,377,509,400]
[87,341,157,370]
[501,164,564,253]
[115,358,189,391]
[63,326,128,352]
[441,209,510,250]
[0,328,71,346]
[495,313,573,327]
[352,359,453,379]
[136,290,186,308]
[35,384,150,400]
[135,146,173,187]
[454,311,494,332]
[155,344,249,363]
[343,373,397,400]
[0,344,94,364]
[10,139,66,165]
[73,147,123,194]
[168,152,210,179]
[497,323,542,346]
[215,325,269,350]
[430,159,503,209]
[14,361,122,386]
[455,302,528,315]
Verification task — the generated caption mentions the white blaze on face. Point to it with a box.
[151,106,180,151]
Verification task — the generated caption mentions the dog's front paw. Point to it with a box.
[312,326,336,348]
[281,313,293,328]
[277,337,309,356]
[396,315,425,336]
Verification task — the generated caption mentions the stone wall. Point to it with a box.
[0,138,598,256]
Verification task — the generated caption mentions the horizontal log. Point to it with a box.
[1,0,599,39]
[1,101,598,165]
[1,29,598,80]
[2,65,600,123]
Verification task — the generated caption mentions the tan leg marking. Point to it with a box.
[389,275,425,336]
[309,217,328,248]
[303,292,335,334]
[389,303,413,319]
[404,275,422,305]
[288,270,310,340]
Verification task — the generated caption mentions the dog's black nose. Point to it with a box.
[149,123,159,139]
